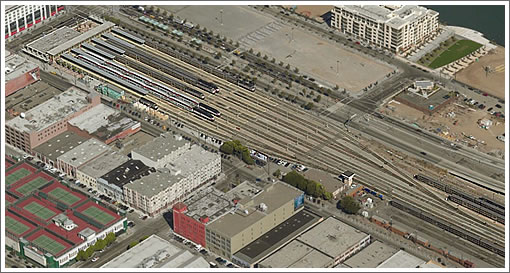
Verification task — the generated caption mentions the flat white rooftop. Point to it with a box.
[377,250,425,268]
[68,104,117,134]
[6,87,90,133]
[166,144,220,177]
[101,234,208,268]
[259,240,332,268]
[57,138,111,168]
[6,54,39,82]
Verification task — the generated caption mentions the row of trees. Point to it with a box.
[127,235,151,250]
[76,233,116,261]
[220,140,255,165]
[283,171,332,200]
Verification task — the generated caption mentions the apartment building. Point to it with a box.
[331,5,439,53]
[5,5,64,39]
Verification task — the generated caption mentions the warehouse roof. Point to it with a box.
[78,151,129,179]
[177,186,233,223]
[26,27,81,53]
[33,131,89,162]
[100,160,150,188]
[101,235,208,268]
[68,104,117,134]
[343,240,398,268]
[166,145,220,177]
[57,138,111,168]
[47,21,115,56]
[297,217,369,259]
[93,115,140,143]
[207,182,303,237]
[377,250,425,268]
[5,54,39,82]
[133,133,189,163]
[6,88,91,133]
[259,240,332,268]
[124,168,185,198]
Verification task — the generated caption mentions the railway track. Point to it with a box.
[60,24,505,254]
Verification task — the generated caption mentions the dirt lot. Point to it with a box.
[283,5,333,18]
[253,26,394,93]
[455,46,505,100]
[384,98,505,156]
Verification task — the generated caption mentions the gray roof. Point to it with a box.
[166,145,220,177]
[33,131,89,162]
[68,104,117,134]
[26,27,81,53]
[259,240,332,268]
[336,5,438,29]
[377,250,425,268]
[415,80,434,89]
[343,240,398,268]
[297,217,369,259]
[207,182,303,237]
[124,168,185,198]
[180,186,233,223]
[78,151,129,179]
[57,138,111,168]
[78,227,96,238]
[133,133,189,163]
[5,54,39,82]
[47,21,115,56]
[101,235,208,268]
[6,88,90,133]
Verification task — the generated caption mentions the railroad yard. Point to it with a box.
[4,4,506,269]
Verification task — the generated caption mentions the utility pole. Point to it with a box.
[220,9,223,25]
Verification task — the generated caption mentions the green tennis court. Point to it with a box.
[32,235,66,255]
[23,201,57,220]
[48,187,81,206]
[6,216,31,235]
[82,206,115,225]
[6,168,32,186]
[16,177,51,195]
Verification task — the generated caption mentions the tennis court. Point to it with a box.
[82,206,116,225]
[31,235,66,256]
[6,216,31,235]
[6,168,32,186]
[16,177,51,195]
[48,187,81,206]
[23,201,58,220]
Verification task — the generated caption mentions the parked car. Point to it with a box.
[91,257,99,262]
[142,215,148,220]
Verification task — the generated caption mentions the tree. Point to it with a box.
[286,64,291,69]
[304,102,314,110]
[76,250,86,261]
[241,150,255,165]
[279,61,284,66]
[263,55,268,60]
[94,239,107,251]
[140,235,150,242]
[85,246,95,259]
[294,67,299,73]
[220,142,234,154]
[338,196,360,214]
[334,84,339,90]
[273,169,281,177]
[323,191,333,200]
[105,233,116,246]
[249,48,254,53]
[256,52,261,57]
[297,179,307,191]
[306,181,317,196]
[314,95,321,103]
[127,241,138,250]
[215,52,222,59]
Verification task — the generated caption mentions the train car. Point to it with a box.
[139,97,158,110]
[237,79,256,92]
[193,107,215,121]
[198,103,220,117]
[479,197,505,211]
[197,79,219,94]
[111,28,145,45]
[102,33,135,48]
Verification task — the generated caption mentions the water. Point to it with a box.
[425,5,505,46]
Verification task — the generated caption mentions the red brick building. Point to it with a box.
[173,203,207,247]
[5,53,40,97]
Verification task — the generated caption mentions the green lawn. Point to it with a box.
[428,40,482,69]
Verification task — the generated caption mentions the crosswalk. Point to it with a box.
[237,21,286,49]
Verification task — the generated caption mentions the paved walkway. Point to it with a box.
[446,26,497,51]
[408,28,454,62]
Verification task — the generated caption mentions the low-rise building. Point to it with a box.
[67,104,140,144]
[377,250,426,268]
[259,217,371,268]
[56,138,112,177]
[101,235,209,268]
[342,240,398,268]
[125,145,221,216]
[5,88,100,153]
[76,151,129,189]
[131,133,189,169]
[303,169,346,199]
[97,160,150,201]
[33,131,89,168]
[6,53,40,97]
[173,181,305,260]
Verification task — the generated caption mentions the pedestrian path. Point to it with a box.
[237,21,286,49]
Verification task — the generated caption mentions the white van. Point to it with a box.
[209,262,217,268]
